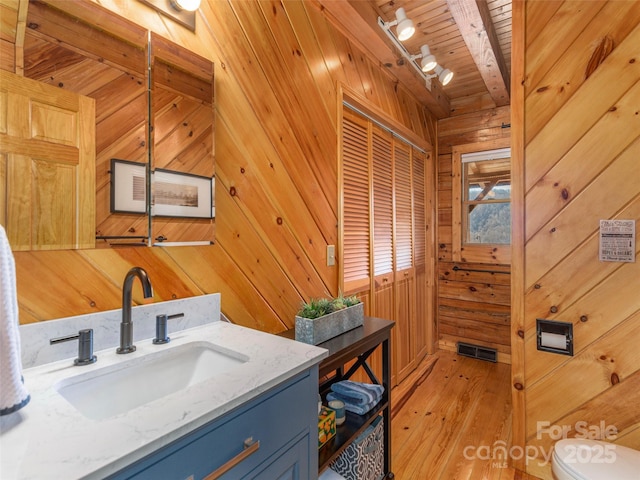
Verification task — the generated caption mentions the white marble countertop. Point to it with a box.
[0,321,327,480]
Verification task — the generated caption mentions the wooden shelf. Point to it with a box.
[280,316,394,477]
[318,394,389,468]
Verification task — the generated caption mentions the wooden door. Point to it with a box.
[342,109,371,295]
[341,109,378,385]
[341,106,433,386]
[393,140,417,382]
[371,123,395,384]
[0,70,95,250]
[412,149,429,363]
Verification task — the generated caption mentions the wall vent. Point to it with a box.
[456,342,497,363]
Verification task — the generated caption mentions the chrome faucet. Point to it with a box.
[117,267,153,354]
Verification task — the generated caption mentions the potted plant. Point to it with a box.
[295,294,364,345]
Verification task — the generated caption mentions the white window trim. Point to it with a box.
[461,147,511,163]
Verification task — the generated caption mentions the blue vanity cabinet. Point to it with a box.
[108,368,319,480]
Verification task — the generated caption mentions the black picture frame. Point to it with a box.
[151,168,213,219]
[110,159,148,214]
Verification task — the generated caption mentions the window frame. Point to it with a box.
[452,138,511,265]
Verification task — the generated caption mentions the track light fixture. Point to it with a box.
[411,45,437,73]
[426,65,454,86]
[394,8,415,41]
[380,8,415,41]
[434,65,454,86]
[377,12,454,90]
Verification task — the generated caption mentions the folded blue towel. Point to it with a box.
[327,392,380,416]
[330,380,384,406]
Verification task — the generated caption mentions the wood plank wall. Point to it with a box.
[437,106,512,362]
[517,1,640,478]
[1,1,435,339]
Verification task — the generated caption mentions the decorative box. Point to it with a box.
[318,406,336,448]
[329,416,384,480]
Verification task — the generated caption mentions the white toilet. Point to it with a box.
[552,438,640,480]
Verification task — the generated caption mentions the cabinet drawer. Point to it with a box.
[250,433,310,480]
[114,371,316,480]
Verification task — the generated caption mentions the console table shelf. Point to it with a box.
[281,316,394,479]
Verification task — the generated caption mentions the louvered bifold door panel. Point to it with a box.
[372,125,394,277]
[412,149,426,268]
[411,148,429,361]
[343,124,389,385]
[371,123,394,327]
[372,122,395,352]
[393,140,416,382]
[342,110,371,294]
[393,142,414,272]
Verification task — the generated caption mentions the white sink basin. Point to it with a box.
[54,341,248,420]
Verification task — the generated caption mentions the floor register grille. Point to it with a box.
[456,342,498,363]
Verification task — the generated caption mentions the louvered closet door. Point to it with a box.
[393,141,417,382]
[341,106,433,386]
[371,124,394,385]
[372,124,394,322]
[412,149,429,363]
[342,109,371,295]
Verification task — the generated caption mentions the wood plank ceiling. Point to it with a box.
[318,0,512,118]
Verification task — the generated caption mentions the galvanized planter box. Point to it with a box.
[295,302,364,345]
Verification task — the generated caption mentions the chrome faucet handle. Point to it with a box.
[50,329,97,366]
[153,312,184,344]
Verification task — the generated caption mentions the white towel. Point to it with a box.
[0,225,30,415]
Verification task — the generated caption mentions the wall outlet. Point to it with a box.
[327,245,335,266]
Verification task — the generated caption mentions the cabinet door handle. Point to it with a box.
[204,437,260,480]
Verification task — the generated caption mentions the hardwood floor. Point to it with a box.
[391,351,541,480]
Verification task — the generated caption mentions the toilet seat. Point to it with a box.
[552,439,640,480]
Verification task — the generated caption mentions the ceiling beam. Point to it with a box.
[315,0,451,119]
[446,0,510,106]
[14,0,29,74]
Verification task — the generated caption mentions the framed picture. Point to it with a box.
[152,169,213,218]
[110,159,147,214]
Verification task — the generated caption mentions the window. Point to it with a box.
[462,148,511,245]
[452,140,511,264]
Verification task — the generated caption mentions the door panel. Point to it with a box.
[0,70,95,250]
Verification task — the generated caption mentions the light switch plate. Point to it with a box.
[327,245,335,266]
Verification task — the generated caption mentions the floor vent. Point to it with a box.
[456,342,497,363]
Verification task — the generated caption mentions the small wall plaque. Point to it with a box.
[599,219,635,263]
